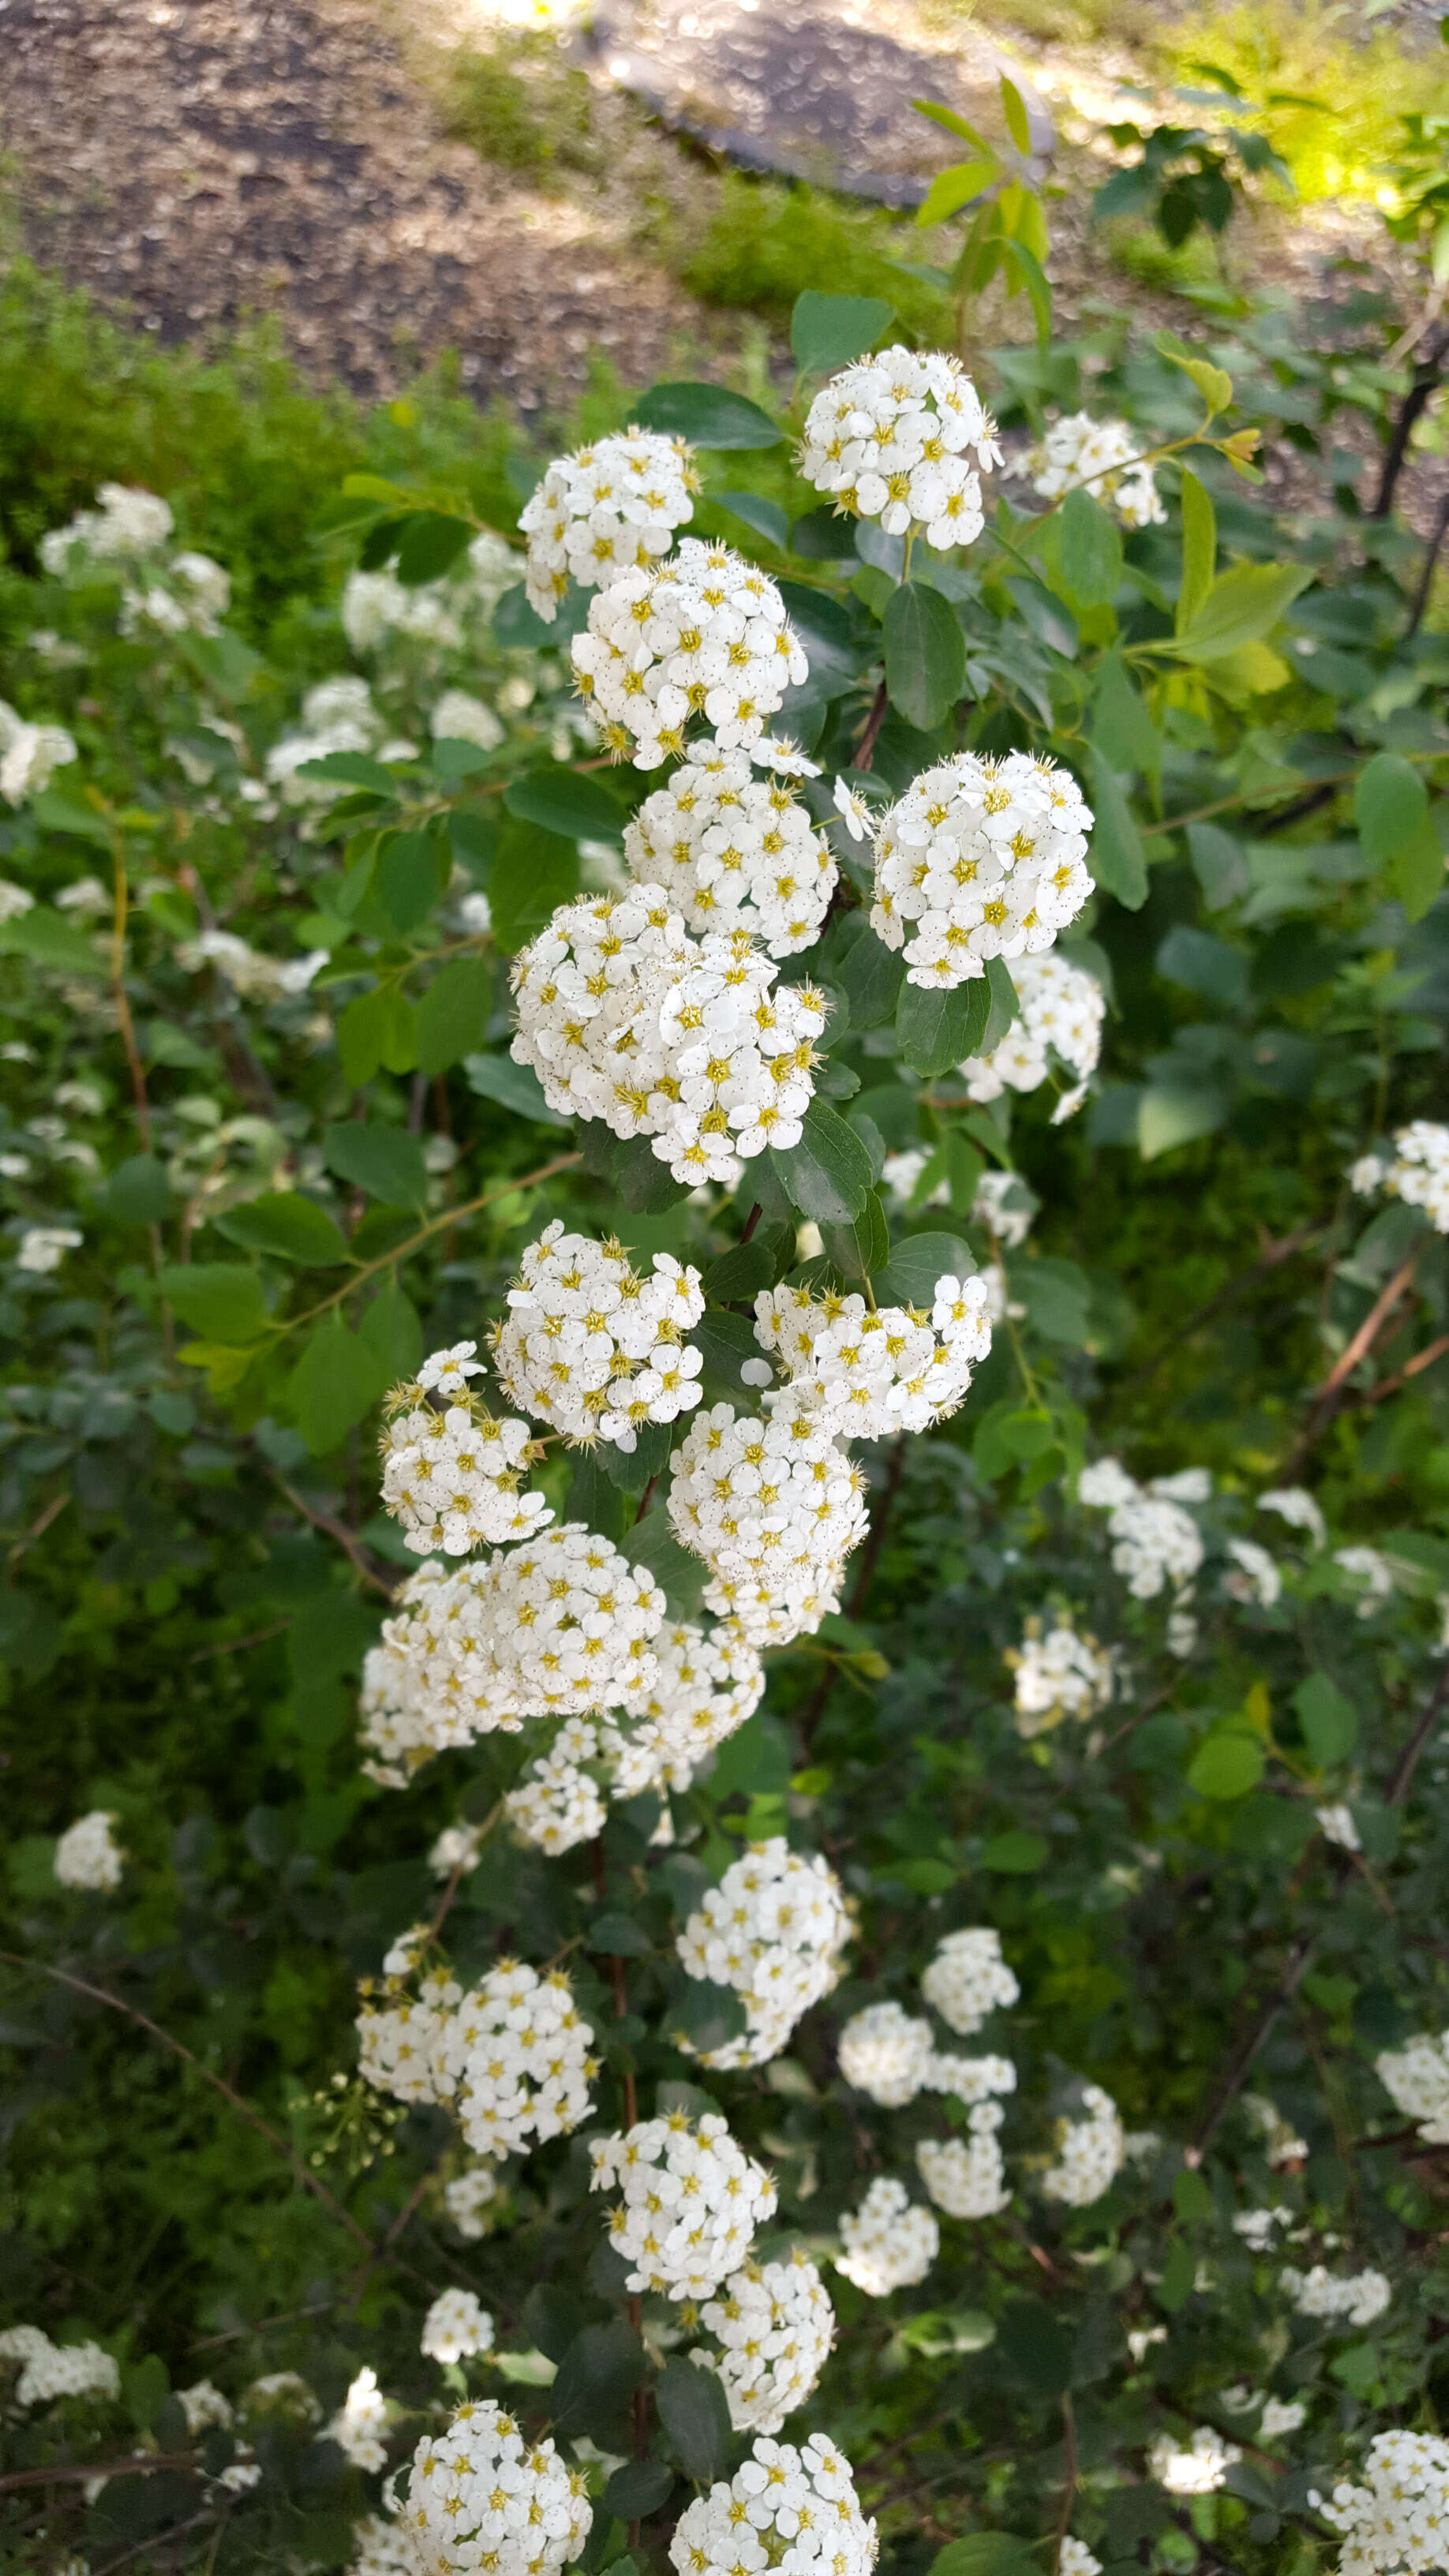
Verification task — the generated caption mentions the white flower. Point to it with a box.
[1245,2095,1309,2167]
[176,2378,234,2432]
[1350,1121,1449,1233]
[1258,1486,1327,1550]
[121,551,230,638]
[1282,2264,1391,2329]
[242,2371,321,2424]
[0,699,78,805]
[1026,412,1164,528]
[838,2001,935,2106]
[590,2112,777,2298]
[0,876,36,921]
[15,1225,83,1275]
[359,1953,597,2159]
[1234,2205,1290,2251]
[342,568,466,657]
[380,1389,551,1558]
[421,2290,495,2365]
[921,1927,1019,2036]
[972,1168,1035,1247]
[39,483,174,573]
[505,1726,608,1858]
[1260,2397,1307,2439]
[958,952,1106,1120]
[350,2510,420,2575]
[676,1837,852,2069]
[1333,1545,1395,1616]
[432,689,505,752]
[607,1616,764,1792]
[752,1272,993,1440]
[695,2252,834,2433]
[1311,2428,1449,2575]
[1007,1621,1114,1737]
[571,539,807,768]
[1376,2028,1449,2144]
[1059,2541,1102,2576]
[918,2106,1011,2218]
[798,345,999,549]
[1223,1537,1282,1608]
[1150,2427,1241,2496]
[492,1222,706,1454]
[1316,1803,1361,1853]
[871,751,1094,991]
[391,2398,591,2576]
[54,1810,124,1890]
[520,428,698,620]
[1077,1458,1204,1601]
[623,736,837,957]
[667,1398,868,1645]
[54,874,110,915]
[1040,2084,1125,2206]
[833,777,874,842]
[429,1823,487,1880]
[0,2329,120,2406]
[669,2432,878,2576]
[835,2177,938,2295]
[444,2166,500,2239]
[174,928,328,1001]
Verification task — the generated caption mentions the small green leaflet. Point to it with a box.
[632,381,784,451]
[896,975,991,1078]
[1354,752,1442,923]
[883,580,967,732]
[789,291,895,376]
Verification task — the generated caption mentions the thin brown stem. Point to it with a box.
[739,1200,763,1245]
[4,1485,69,1573]
[1406,489,1449,640]
[1385,1663,1449,1808]
[634,1473,659,1525]
[1350,1331,1449,1412]
[187,1617,291,1664]
[1121,1227,1318,1391]
[1191,1932,1317,2156]
[854,680,889,773]
[1282,1252,1420,1480]
[283,1152,582,1338]
[110,846,152,1155]
[0,2455,199,2493]
[268,1473,398,1598]
[1054,2392,1078,2566]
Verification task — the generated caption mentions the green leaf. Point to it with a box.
[376,829,446,936]
[214,1193,350,1267]
[28,788,114,847]
[915,160,997,227]
[789,290,896,374]
[155,1264,271,1344]
[323,1123,428,1210]
[930,2538,1039,2576]
[1058,488,1122,607]
[463,1050,568,1127]
[1137,1083,1230,1159]
[875,1230,975,1308]
[701,1238,777,1301]
[713,491,791,550]
[550,2320,646,2439]
[1155,925,1248,1008]
[288,1316,391,1454]
[1167,562,1312,662]
[415,956,494,1076]
[883,579,968,732]
[1155,331,1234,419]
[1296,1673,1358,1767]
[821,1189,889,1282]
[998,236,1051,346]
[489,818,580,953]
[981,1829,1048,1872]
[504,766,627,843]
[1186,819,1249,910]
[980,957,1019,1057]
[1087,750,1149,910]
[1354,752,1442,923]
[1018,1257,1092,1344]
[1177,467,1217,632]
[626,1512,708,1622]
[836,923,907,1031]
[1187,1729,1264,1799]
[103,1154,173,1224]
[393,511,474,586]
[1000,73,1032,152]
[293,751,403,795]
[337,987,417,1088]
[0,905,108,975]
[1091,651,1159,783]
[633,381,784,450]
[770,1100,874,1222]
[657,2357,734,2484]
[358,1281,424,1384]
[896,975,991,1077]
[603,2462,674,2520]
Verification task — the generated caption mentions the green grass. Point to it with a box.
[664,172,955,343]
[439,34,598,181]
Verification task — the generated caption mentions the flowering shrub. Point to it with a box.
[2,256,1448,2576]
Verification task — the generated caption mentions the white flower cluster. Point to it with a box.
[590,2111,777,2297]
[1078,1457,1205,1601]
[352,2512,420,2576]
[520,428,699,620]
[798,346,999,549]
[1059,2543,1103,2576]
[1006,1621,1114,1739]
[696,2253,836,2433]
[40,481,175,571]
[1149,2427,1241,2496]
[870,752,1095,992]
[1224,1537,1282,1608]
[1333,1544,1396,1617]
[492,1222,706,1452]
[1234,2205,1291,2251]
[668,2432,878,2576]
[177,2378,234,2432]
[121,548,231,639]
[511,897,826,1184]
[1350,1121,1449,1234]
[921,1928,1020,2037]
[53,1808,125,1890]
[0,2327,120,2406]
[958,951,1106,1123]
[329,2364,391,2473]
[505,1717,609,1856]
[1281,2265,1391,2329]
[392,2400,592,2576]
[617,1616,765,1788]
[341,530,519,658]
[380,1525,665,1743]
[1260,1486,1327,1549]
[917,2110,1010,2219]
[444,2166,500,2240]
[668,1400,869,1647]
[1376,2029,1449,2144]
[571,539,807,768]
[1312,2430,1449,2576]
[358,1956,597,2157]
[0,696,77,807]
[421,2290,496,2364]
[1316,1802,1361,1852]
[381,1370,552,1556]
[623,738,836,956]
[835,2177,939,2296]
[265,675,416,803]
[1025,413,1165,530]
[838,2002,934,2107]
[1245,2095,1309,2167]
[676,1838,852,2069]
[1040,2084,1126,2207]
[752,1275,993,1439]
[174,927,327,1001]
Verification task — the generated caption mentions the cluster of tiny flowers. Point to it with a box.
[870,752,1095,991]
[444,2166,500,2239]
[1281,2265,1392,2329]
[838,2002,934,2106]
[1025,412,1165,529]
[492,1222,706,1451]
[177,2378,234,2432]
[1078,1458,1206,1601]
[798,346,999,548]
[917,2109,1010,2219]
[668,1400,869,1645]
[121,547,232,638]
[1006,1620,1114,1738]
[391,2400,592,2576]
[511,896,826,1184]
[0,2327,120,2406]
[1245,2093,1309,2167]
[329,2366,391,2473]
[921,1927,1020,2036]
[351,2513,420,2576]
[617,1616,765,1788]
[381,1526,665,1743]
[668,2432,878,2576]
[590,2112,777,2297]
[1234,2205,1291,2250]
[1223,1536,1282,1608]
[1059,2542,1103,2576]
[0,697,77,806]
[39,481,175,571]
[421,2290,496,2365]
[623,738,837,955]
[695,2253,836,2434]
[359,1607,443,1787]
[571,540,807,768]
[1350,1121,1449,1234]
[752,1274,994,1439]
[1149,2428,1242,2496]
[519,429,699,620]
[1041,2084,1126,2206]
[1316,1801,1361,1852]
[958,951,1106,1122]
[505,1718,609,1856]
[676,1839,852,2068]
[380,1367,551,1556]
[1260,1485,1327,1549]
[1376,2029,1449,2144]
[1311,2430,1449,2576]
[358,1956,597,2157]
[53,1808,125,1890]
[835,2177,939,2296]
